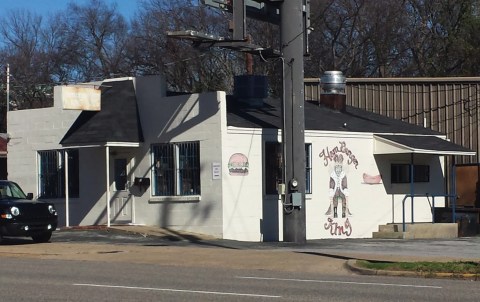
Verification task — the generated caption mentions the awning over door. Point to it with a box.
[58,79,143,228]
[60,79,144,147]
[373,134,476,156]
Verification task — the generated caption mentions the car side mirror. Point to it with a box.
[26,193,33,200]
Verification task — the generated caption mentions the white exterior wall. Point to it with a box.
[306,132,376,238]
[310,133,445,239]
[222,128,446,241]
[134,76,227,237]
[305,132,443,239]
[75,147,108,226]
[222,128,279,241]
[7,87,82,203]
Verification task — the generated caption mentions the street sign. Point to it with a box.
[202,0,280,24]
[202,0,229,11]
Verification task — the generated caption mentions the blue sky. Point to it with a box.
[0,0,142,20]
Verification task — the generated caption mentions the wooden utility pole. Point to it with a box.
[280,0,306,243]
[175,0,309,243]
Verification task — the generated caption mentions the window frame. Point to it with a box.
[305,143,312,194]
[264,142,312,195]
[38,149,79,198]
[265,142,283,195]
[391,163,430,184]
[151,141,201,197]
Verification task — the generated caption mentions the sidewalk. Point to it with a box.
[57,225,480,279]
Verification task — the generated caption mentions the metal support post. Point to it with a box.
[232,0,246,40]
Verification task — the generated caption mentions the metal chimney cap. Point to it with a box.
[320,71,346,94]
[323,70,344,76]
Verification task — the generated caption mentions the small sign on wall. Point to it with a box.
[61,86,101,111]
[228,153,249,176]
[212,162,221,180]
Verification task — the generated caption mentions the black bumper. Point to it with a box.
[0,219,58,236]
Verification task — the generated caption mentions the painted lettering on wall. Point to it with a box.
[324,217,352,236]
[319,141,359,169]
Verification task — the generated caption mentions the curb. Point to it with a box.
[345,259,480,281]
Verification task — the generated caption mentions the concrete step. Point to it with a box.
[373,223,458,239]
[372,231,407,239]
[378,224,400,233]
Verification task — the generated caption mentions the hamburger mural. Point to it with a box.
[228,153,249,176]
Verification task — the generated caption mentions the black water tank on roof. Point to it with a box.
[234,75,268,107]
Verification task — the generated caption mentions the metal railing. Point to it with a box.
[401,194,457,232]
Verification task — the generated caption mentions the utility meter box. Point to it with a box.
[291,192,302,207]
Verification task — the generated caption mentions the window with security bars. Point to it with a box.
[38,149,79,198]
[264,142,312,195]
[152,142,200,196]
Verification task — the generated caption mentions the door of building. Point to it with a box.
[110,156,133,224]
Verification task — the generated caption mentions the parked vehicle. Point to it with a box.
[0,180,57,243]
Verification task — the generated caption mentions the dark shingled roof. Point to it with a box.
[59,84,472,155]
[60,80,144,146]
[227,97,475,155]
[227,97,439,135]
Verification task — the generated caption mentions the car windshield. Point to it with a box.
[0,182,28,199]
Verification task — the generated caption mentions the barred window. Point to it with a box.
[152,142,200,196]
[38,149,79,198]
[265,143,283,195]
[264,142,312,195]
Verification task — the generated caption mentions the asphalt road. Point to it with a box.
[0,228,479,301]
[1,256,478,302]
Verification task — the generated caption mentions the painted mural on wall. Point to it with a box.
[320,141,356,237]
[228,153,249,176]
[319,141,383,237]
[362,173,382,184]
[325,154,352,218]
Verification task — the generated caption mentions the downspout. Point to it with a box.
[106,146,111,227]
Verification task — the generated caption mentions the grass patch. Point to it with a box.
[356,260,480,274]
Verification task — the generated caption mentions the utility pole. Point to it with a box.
[6,63,10,113]
[6,63,10,131]
[170,0,309,243]
[281,0,306,243]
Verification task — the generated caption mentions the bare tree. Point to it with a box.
[130,0,243,93]
[0,9,54,113]
[60,0,132,81]
[405,0,480,76]
[355,0,411,77]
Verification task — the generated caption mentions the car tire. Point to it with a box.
[31,231,52,243]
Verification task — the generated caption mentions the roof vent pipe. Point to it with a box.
[320,71,346,112]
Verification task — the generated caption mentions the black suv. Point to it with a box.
[0,180,58,243]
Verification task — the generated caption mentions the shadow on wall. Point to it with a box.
[159,199,214,229]
[142,93,221,143]
[65,90,223,230]
[374,153,445,196]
